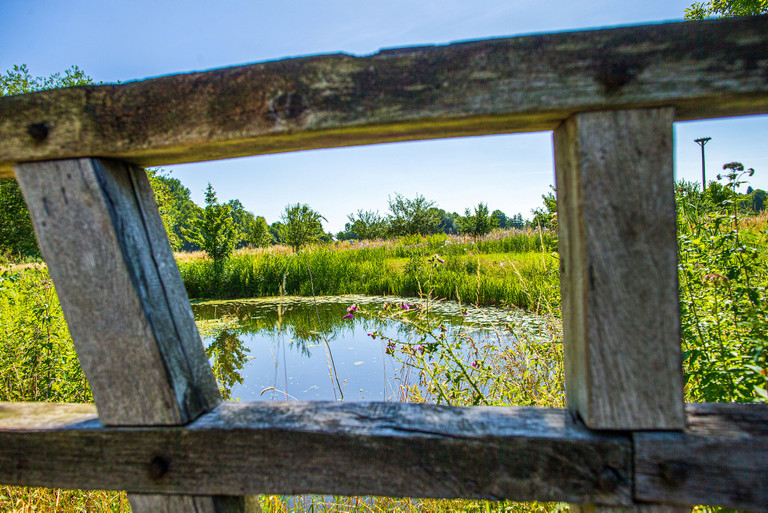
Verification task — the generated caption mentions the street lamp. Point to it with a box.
[694,137,712,192]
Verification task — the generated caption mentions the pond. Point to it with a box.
[192,294,553,402]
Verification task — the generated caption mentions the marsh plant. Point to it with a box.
[345,252,564,408]
[676,166,768,403]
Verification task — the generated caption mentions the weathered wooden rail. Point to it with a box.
[1,14,767,513]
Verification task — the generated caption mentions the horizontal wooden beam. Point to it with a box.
[0,401,632,505]
[635,402,768,512]
[1,16,767,178]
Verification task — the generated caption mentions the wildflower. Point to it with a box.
[439,324,447,332]
[401,303,410,311]
[471,360,480,368]
[343,313,354,319]
[703,273,729,286]
[347,304,358,313]
[417,344,425,355]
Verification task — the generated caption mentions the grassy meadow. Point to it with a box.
[2,206,767,511]
[177,229,560,314]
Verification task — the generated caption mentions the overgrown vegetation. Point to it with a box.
[178,229,560,311]
[677,166,768,403]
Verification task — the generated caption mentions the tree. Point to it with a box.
[0,65,96,258]
[491,209,508,229]
[751,189,767,212]
[458,202,496,240]
[0,64,93,96]
[387,193,441,236]
[344,209,387,240]
[530,186,558,231]
[225,199,258,248]
[279,203,326,253]
[0,180,38,258]
[685,0,767,19]
[250,216,274,247]
[509,213,526,229]
[146,169,199,251]
[184,184,239,273]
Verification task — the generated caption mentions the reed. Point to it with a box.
[178,229,560,311]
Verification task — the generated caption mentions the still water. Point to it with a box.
[192,294,550,402]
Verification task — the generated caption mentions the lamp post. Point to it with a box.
[694,137,712,192]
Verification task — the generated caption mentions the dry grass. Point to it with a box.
[738,209,768,231]
[0,487,130,513]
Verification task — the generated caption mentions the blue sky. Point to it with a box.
[2,1,766,232]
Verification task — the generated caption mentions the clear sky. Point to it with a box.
[2,1,766,233]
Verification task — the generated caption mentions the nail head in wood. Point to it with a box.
[27,122,49,142]
[148,456,170,480]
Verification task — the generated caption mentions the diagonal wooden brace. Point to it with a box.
[15,158,258,512]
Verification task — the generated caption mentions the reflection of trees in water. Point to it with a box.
[195,296,528,399]
[195,299,392,348]
[205,327,249,400]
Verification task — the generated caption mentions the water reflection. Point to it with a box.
[193,295,549,402]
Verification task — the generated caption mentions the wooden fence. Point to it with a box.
[1,15,767,513]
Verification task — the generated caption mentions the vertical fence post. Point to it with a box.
[554,108,687,511]
[15,158,259,513]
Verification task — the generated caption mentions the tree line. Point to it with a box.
[150,171,530,259]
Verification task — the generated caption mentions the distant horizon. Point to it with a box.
[2,1,766,232]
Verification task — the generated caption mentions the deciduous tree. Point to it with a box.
[184,184,239,273]
[458,202,496,240]
[685,0,767,19]
[387,193,441,236]
[280,203,326,253]
[344,209,387,240]
[0,65,95,259]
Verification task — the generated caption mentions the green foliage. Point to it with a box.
[279,203,326,253]
[184,183,239,273]
[0,180,38,260]
[250,216,274,247]
[685,0,768,19]
[358,257,564,407]
[178,230,560,311]
[530,186,558,232]
[198,316,250,400]
[387,193,441,236]
[0,267,91,403]
[342,209,388,240]
[0,64,94,96]
[145,169,199,251]
[0,65,97,259]
[677,167,768,403]
[457,202,497,239]
[225,199,258,248]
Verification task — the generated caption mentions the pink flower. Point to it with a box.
[417,344,425,355]
[343,313,354,319]
[347,304,358,313]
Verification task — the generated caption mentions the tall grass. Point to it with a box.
[0,267,128,511]
[178,229,560,312]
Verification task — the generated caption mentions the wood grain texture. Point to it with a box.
[129,494,262,513]
[13,159,248,512]
[2,16,767,178]
[0,401,632,505]
[14,159,221,426]
[635,403,768,512]
[554,108,684,430]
